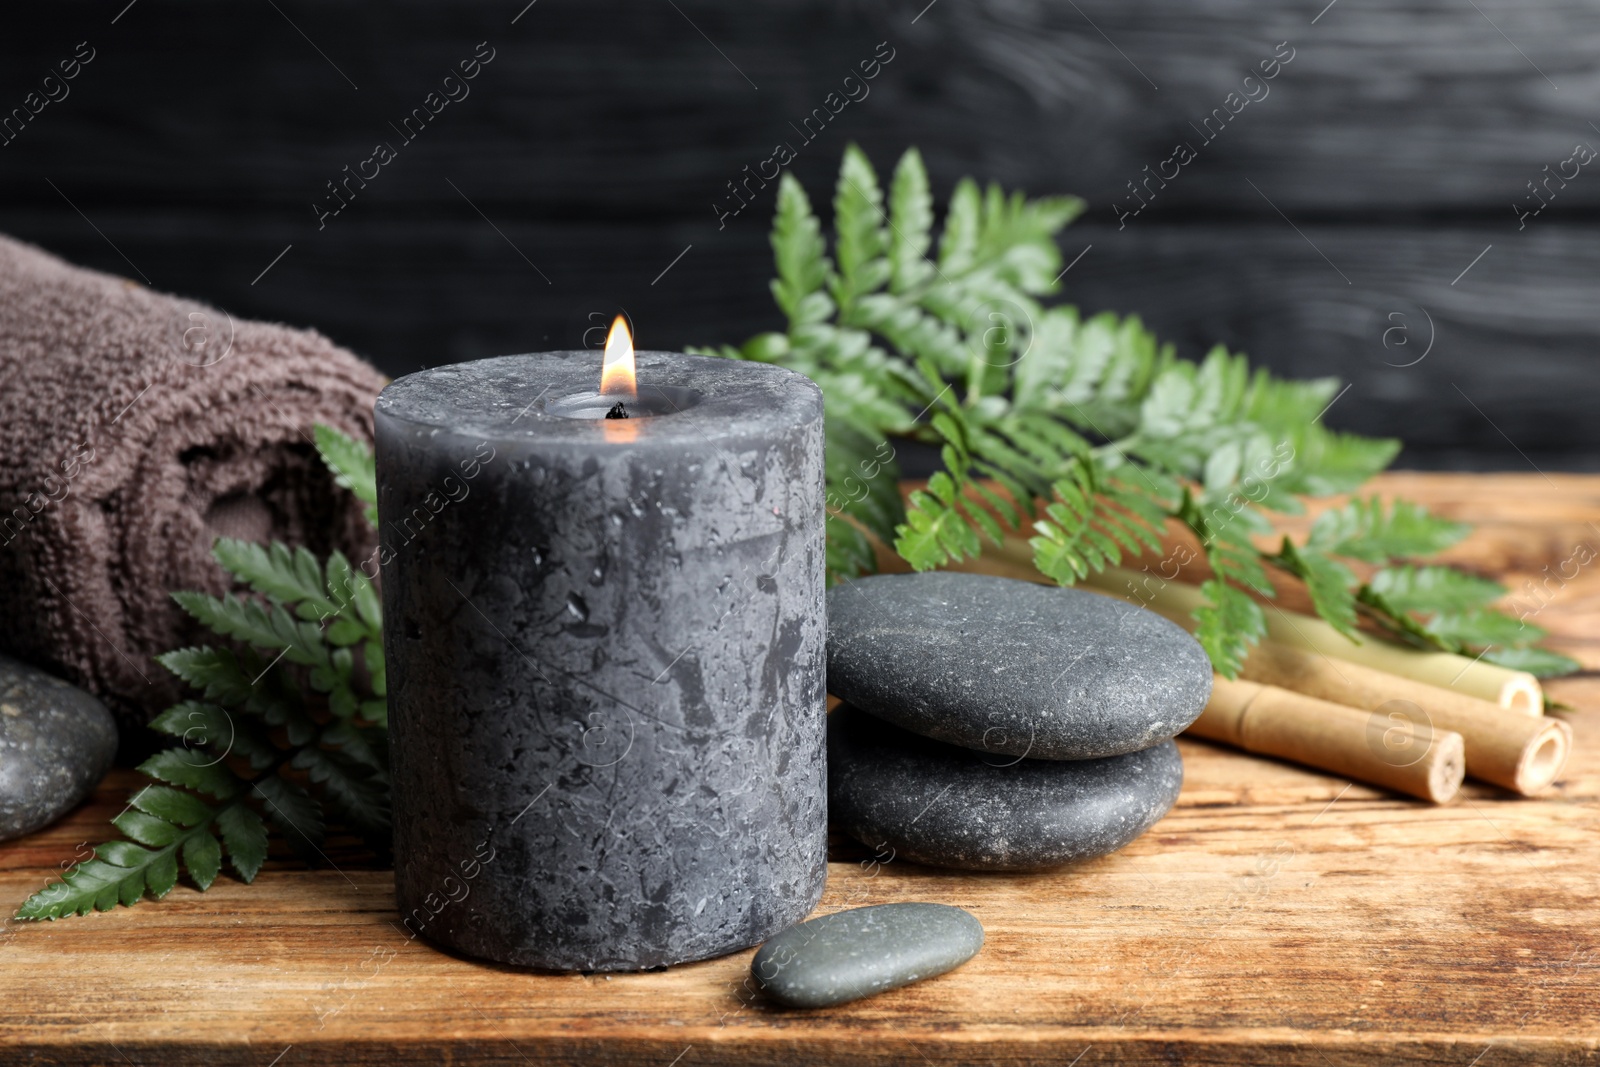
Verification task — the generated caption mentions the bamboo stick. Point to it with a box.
[1077,564,1544,716]
[1070,562,1570,794]
[1193,678,1465,804]
[1228,641,1571,795]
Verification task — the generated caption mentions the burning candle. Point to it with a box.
[374,322,828,971]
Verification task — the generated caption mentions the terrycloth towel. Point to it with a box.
[0,234,385,733]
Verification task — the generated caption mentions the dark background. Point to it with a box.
[2,0,1595,469]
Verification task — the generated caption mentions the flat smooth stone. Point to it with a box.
[0,653,118,842]
[827,571,1211,759]
[829,704,1183,871]
[752,902,984,1008]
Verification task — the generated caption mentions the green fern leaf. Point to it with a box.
[156,646,255,705]
[216,804,269,882]
[896,472,983,570]
[139,748,244,799]
[171,591,331,670]
[293,746,390,838]
[313,424,377,527]
[831,144,890,317]
[181,832,223,891]
[16,794,237,918]
[246,664,317,746]
[1366,565,1506,614]
[1193,579,1267,679]
[15,857,147,918]
[335,552,383,633]
[149,701,278,771]
[1282,430,1401,496]
[213,539,342,619]
[364,646,387,705]
[130,784,213,827]
[112,810,183,847]
[326,619,366,646]
[321,719,389,776]
[1307,497,1470,562]
[143,845,180,898]
[825,421,903,548]
[888,147,935,293]
[826,519,879,585]
[1272,538,1358,640]
[938,178,982,274]
[850,293,969,376]
[1212,544,1276,600]
[770,173,832,327]
[1062,314,1172,437]
[708,144,1579,681]
[252,774,325,861]
[1481,645,1582,677]
[1029,463,1164,584]
[1424,609,1544,648]
[26,414,393,921]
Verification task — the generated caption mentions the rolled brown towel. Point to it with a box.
[0,234,385,733]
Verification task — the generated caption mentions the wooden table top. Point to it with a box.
[3,471,1597,1066]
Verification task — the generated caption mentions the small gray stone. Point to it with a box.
[752,902,984,1008]
[0,653,118,842]
[827,571,1211,759]
[829,704,1183,871]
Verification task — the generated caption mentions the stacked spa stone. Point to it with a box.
[826,572,1212,871]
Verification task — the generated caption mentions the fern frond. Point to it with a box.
[1307,497,1470,562]
[1029,462,1165,584]
[770,173,832,329]
[293,746,390,841]
[1481,645,1581,677]
[1366,565,1505,614]
[1192,579,1267,679]
[157,646,255,705]
[213,539,342,619]
[19,424,389,921]
[1268,537,1359,640]
[253,774,325,862]
[1423,609,1544,648]
[313,425,378,527]
[15,784,258,919]
[831,144,890,318]
[171,591,331,670]
[888,148,936,293]
[896,471,986,571]
[685,142,1578,681]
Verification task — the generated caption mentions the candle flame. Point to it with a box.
[600,315,636,397]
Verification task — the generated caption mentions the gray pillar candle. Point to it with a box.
[374,349,827,972]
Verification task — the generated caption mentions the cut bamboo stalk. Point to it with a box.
[1078,564,1544,716]
[1228,641,1571,795]
[1193,677,1465,804]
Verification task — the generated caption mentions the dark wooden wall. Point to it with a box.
[3,0,1596,468]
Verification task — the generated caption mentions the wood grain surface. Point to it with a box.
[1,472,1597,1065]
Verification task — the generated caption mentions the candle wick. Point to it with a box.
[605,401,630,420]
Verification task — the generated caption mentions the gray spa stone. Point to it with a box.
[752,902,984,1008]
[828,704,1183,871]
[0,654,118,842]
[827,571,1211,759]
